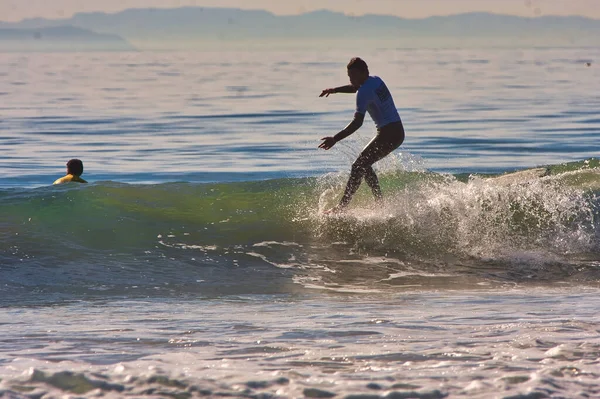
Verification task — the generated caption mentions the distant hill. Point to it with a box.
[1,8,599,49]
[0,26,135,52]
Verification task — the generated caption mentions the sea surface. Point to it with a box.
[1,46,600,399]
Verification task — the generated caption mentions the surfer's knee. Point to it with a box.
[351,159,369,176]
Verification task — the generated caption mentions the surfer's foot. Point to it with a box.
[323,205,346,215]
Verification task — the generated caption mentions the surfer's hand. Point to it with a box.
[319,88,336,97]
[319,137,337,150]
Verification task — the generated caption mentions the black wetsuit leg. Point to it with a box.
[339,121,405,207]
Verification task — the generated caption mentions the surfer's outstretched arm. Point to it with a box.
[319,85,358,97]
[319,112,365,150]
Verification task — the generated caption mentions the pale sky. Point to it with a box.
[1,0,599,22]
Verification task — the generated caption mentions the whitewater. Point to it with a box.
[1,47,599,398]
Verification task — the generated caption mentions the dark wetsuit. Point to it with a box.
[333,76,404,208]
[339,120,404,207]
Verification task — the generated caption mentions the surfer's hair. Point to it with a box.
[347,57,369,74]
[67,159,84,176]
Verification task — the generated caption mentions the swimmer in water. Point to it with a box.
[53,159,88,185]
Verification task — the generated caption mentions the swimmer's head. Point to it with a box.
[347,57,369,88]
[67,159,84,176]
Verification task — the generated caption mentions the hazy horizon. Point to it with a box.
[1,0,600,22]
[2,6,599,51]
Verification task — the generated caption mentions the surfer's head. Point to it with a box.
[66,159,84,176]
[347,57,369,88]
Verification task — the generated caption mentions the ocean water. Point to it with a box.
[0,47,600,399]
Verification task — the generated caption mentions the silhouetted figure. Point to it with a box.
[318,57,405,214]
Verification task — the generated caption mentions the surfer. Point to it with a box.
[53,159,88,185]
[318,57,404,214]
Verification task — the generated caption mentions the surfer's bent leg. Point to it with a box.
[339,121,405,208]
[363,166,382,201]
